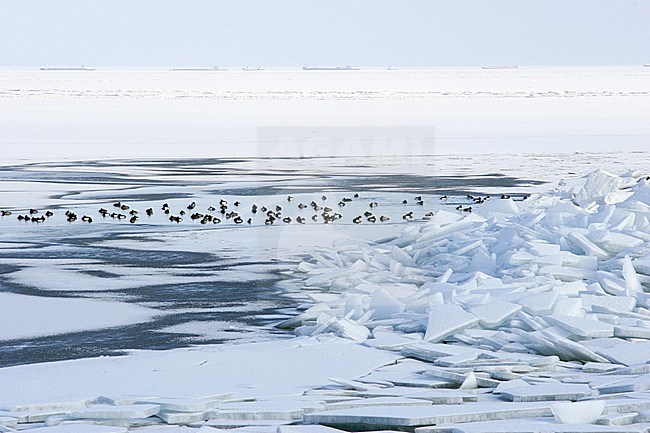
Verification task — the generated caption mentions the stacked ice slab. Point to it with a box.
[286,169,650,365]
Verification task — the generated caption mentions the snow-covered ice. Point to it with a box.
[0,292,160,341]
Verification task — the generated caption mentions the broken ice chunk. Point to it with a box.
[551,400,606,424]
[516,292,558,315]
[71,404,160,419]
[591,340,650,365]
[622,255,642,294]
[469,300,522,329]
[370,289,406,320]
[423,305,479,343]
[493,379,530,395]
[501,383,596,402]
[545,315,614,339]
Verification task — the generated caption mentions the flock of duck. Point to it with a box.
[0,193,525,226]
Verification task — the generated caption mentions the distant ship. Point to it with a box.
[40,65,95,71]
[481,65,520,69]
[302,65,360,71]
[242,66,265,71]
[170,66,227,71]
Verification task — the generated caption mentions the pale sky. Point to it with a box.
[1,0,649,67]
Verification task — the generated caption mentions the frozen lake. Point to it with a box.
[0,66,648,365]
[1,67,650,432]
[0,155,548,366]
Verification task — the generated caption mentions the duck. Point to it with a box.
[463,206,473,213]
[298,203,307,209]
[146,208,154,216]
[369,202,378,208]
[45,211,54,217]
[187,201,196,210]
[251,204,258,213]
[208,206,216,212]
[129,216,138,223]
[439,195,448,200]
[29,209,38,215]
[247,218,252,224]
[296,216,306,224]
[321,195,327,201]
[169,215,182,223]
[282,216,292,223]
[353,193,359,198]
[287,196,294,202]
[367,215,376,223]
[402,199,408,204]
[234,201,240,207]
[1,210,12,216]
[402,211,414,220]
[353,215,362,224]
[380,215,390,222]
[234,216,243,224]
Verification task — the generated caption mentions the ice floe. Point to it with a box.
[0,292,161,341]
